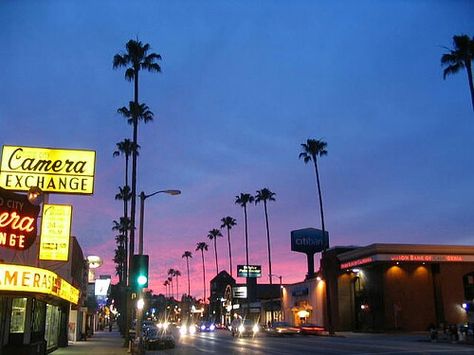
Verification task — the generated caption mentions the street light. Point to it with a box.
[269,274,283,323]
[138,189,181,255]
[135,189,181,354]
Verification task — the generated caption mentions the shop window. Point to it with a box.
[10,298,27,333]
[463,272,474,300]
[45,304,60,351]
[31,299,46,342]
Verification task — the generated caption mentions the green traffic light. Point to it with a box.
[137,275,148,286]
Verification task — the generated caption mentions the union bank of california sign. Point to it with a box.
[0,145,96,195]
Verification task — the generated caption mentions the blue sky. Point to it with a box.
[1,1,473,297]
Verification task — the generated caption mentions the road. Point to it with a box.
[149,329,474,354]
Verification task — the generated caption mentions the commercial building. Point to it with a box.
[281,243,474,332]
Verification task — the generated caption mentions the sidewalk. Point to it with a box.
[53,326,128,355]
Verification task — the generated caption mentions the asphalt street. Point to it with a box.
[154,329,474,355]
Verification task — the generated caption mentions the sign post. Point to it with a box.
[290,227,329,279]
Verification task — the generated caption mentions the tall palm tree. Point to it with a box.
[167,269,175,299]
[235,193,254,274]
[113,39,161,281]
[182,251,193,296]
[163,280,170,298]
[167,276,174,299]
[441,34,474,111]
[220,217,237,277]
[299,138,334,335]
[174,270,182,300]
[117,101,154,269]
[255,188,276,284]
[196,242,209,304]
[207,229,223,275]
[299,139,328,243]
[235,193,254,316]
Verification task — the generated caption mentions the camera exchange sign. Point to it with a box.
[0,145,96,195]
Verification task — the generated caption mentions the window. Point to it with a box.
[10,298,27,333]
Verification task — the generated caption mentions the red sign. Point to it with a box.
[0,187,40,250]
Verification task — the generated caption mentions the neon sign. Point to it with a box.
[0,263,80,304]
[0,187,40,250]
[0,145,96,194]
[340,253,474,269]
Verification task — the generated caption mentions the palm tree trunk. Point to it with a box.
[186,258,191,296]
[312,158,326,240]
[264,201,274,324]
[214,238,219,275]
[227,228,233,277]
[123,157,129,286]
[201,251,206,303]
[176,275,179,300]
[244,205,249,316]
[171,281,174,299]
[465,61,474,111]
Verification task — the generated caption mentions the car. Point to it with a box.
[198,321,216,332]
[299,323,325,335]
[143,326,176,350]
[265,322,300,336]
[230,319,260,337]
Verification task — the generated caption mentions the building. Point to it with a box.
[281,243,474,332]
[0,234,87,354]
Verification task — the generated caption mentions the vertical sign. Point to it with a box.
[39,204,72,261]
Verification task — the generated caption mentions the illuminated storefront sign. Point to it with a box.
[237,265,262,278]
[232,286,248,299]
[0,263,80,304]
[39,204,72,261]
[340,254,474,269]
[0,145,96,195]
[291,228,329,254]
[0,187,40,250]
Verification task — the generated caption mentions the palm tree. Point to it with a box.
[174,270,182,300]
[182,251,193,296]
[207,229,223,275]
[234,193,254,274]
[299,138,334,335]
[167,276,174,299]
[220,216,237,277]
[113,39,161,280]
[441,34,474,111]
[195,242,209,304]
[255,188,276,284]
[163,280,170,298]
[116,101,154,269]
[167,269,175,299]
[299,139,328,243]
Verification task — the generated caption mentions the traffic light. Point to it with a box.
[131,254,149,289]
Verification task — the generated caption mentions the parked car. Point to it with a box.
[143,326,175,350]
[299,323,325,335]
[230,319,260,337]
[265,322,300,336]
[198,321,216,332]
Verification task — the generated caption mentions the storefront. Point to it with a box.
[0,263,80,354]
[327,243,474,331]
[281,276,325,326]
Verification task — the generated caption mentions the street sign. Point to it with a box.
[237,264,261,278]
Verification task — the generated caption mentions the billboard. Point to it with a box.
[39,204,72,261]
[94,278,111,296]
[237,265,261,278]
[0,187,40,250]
[0,145,96,194]
[291,227,329,254]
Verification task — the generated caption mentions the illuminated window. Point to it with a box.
[10,298,27,333]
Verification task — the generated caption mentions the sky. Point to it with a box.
[1,1,473,299]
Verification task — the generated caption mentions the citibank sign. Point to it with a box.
[291,228,329,254]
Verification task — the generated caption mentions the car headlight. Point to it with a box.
[210,324,215,331]
[157,323,163,329]
[179,326,187,335]
[163,322,169,330]
[238,325,245,333]
[252,324,259,333]
[189,325,196,334]
[201,325,206,330]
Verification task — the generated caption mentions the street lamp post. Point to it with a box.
[135,189,181,354]
[269,274,283,323]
